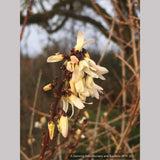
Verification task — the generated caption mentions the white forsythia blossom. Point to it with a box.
[46,30,108,117]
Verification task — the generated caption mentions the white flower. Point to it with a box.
[45,30,109,118]
[47,52,64,63]
[61,94,85,118]
[85,76,103,99]
[74,31,95,51]
[68,94,85,109]
[75,78,84,93]
[72,64,84,83]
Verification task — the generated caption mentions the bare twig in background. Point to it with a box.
[20,0,35,40]
[20,150,30,160]
[128,0,140,92]
[21,97,50,118]
[98,10,116,65]
[57,134,62,160]
[111,51,136,75]
[90,99,102,159]
[113,93,140,156]
[28,70,42,156]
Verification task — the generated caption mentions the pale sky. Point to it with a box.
[20,0,119,57]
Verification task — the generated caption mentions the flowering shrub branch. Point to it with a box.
[38,31,108,160]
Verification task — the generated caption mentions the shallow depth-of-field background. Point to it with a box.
[20,0,140,159]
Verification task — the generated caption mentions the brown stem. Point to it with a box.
[65,120,88,160]
[38,79,65,160]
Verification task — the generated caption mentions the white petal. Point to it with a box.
[74,31,84,51]
[85,58,98,71]
[75,79,84,93]
[69,95,85,109]
[79,60,89,71]
[96,65,109,74]
[84,67,99,78]
[62,97,69,113]
[47,53,63,63]
[72,65,79,82]
[66,61,75,72]
[85,76,93,88]
[69,104,74,118]
[72,65,84,83]
[94,83,103,94]
[93,89,99,99]
[82,40,95,48]
[69,79,76,93]
[97,73,106,80]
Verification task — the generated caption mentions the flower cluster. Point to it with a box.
[44,31,108,138]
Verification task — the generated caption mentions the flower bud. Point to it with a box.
[48,121,55,140]
[34,121,42,129]
[84,111,89,119]
[58,115,68,138]
[43,83,53,91]
[47,53,64,63]
[27,137,35,145]
[40,116,46,125]
[74,129,85,139]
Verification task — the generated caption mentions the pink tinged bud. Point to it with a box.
[70,55,79,64]
[47,53,64,63]
[59,115,68,138]
[48,121,55,140]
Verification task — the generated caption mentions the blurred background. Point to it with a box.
[20,0,140,159]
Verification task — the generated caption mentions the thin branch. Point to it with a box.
[21,97,50,117]
[98,9,116,65]
[90,99,102,158]
[57,134,62,160]
[28,70,42,156]
[20,150,30,160]
[111,51,136,75]
[20,0,35,40]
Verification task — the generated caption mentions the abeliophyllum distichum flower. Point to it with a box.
[43,31,108,139]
